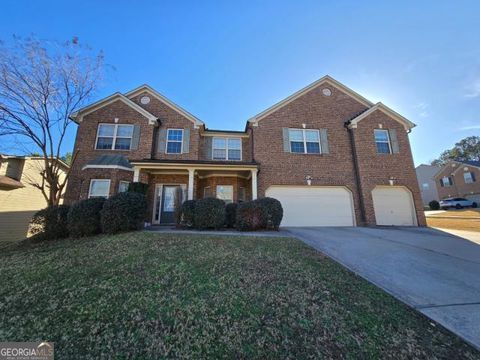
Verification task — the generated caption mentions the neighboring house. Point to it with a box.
[65,75,426,227]
[415,164,442,205]
[0,155,69,242]
[434,160,480,203]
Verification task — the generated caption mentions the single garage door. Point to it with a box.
[265,186,355,226]
[372,186,416,226]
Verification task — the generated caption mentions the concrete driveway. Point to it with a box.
[287,226,480,350]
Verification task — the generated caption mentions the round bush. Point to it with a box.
[193,198,225,230]
[29,205,70,240]
[225,202,238,228]
[178,200,196,228]
[429,200,440,211]
[101,192,147,234]
[127,182,149,195]
[255,197,283,230]
[67,198,106,237]
[236,201,265,231]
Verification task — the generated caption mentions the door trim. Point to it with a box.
[152,183,187,225]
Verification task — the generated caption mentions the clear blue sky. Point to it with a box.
[1,0,479,165]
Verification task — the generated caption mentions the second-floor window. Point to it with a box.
[441,176,453,187]
[212,138,241,160]
[374,129,391,154]
[96,124,134,150]
[166,129,183,154]
[289,129,321,154]
[464,172,476,184]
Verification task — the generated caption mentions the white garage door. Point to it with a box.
[372,186,416,226]
[265,186,355,226]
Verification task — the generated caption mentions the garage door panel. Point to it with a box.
[265,186,355,227]
[372,187,416,226]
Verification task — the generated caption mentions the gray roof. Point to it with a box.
[462,160,480,168]
[87,155,132,168]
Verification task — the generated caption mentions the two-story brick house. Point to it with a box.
[434,160,480,203]
[65,75,426,227]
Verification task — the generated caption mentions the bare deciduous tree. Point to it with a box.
[0,36,104,206]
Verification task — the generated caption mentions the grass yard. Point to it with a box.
[0,232,478,359]
[426,209,480,232]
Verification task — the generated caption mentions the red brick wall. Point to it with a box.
[351,111,426,226]
[196,176,251,201]
[436,163,480,199]
[250,85,368,224]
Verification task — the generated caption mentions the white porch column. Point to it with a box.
[251,169,258,200]
[188,168,195,200]
[133,167,140,182]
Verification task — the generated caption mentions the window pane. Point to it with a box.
[213,138,226,149]
[118,181,129,193]
[228,138,241,149]
[216,185,233,203]
[289,129,303,142]
[117,125,133,137]
[305,130,319,142]
[115,138,132,150]
[374,129,389,142]
[90,180,109,198]
[213,148,226,159]
[376,142,390,154]
[98,124,115,137]
[290,141,305,153]
[96,137,113,149]
[464,172,473,183]
[166,142,182,154]
[306,142,320,154]
[228,149,241,160]
[167,129,183,141]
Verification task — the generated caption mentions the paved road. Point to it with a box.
[287,226,480,350]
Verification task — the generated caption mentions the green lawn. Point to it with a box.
[0,232,478,359]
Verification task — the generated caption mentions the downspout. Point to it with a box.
[345,121,366,225]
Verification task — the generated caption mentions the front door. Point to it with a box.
[160,185,181,224]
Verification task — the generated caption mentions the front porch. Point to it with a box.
[130,160,258,225]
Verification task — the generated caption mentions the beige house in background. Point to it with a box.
[0,155,69,242]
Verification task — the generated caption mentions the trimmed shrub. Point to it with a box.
[128,182,149,195]
[67,198,105,237]
[255,197,283,230]
[429,200,440,211]
[193,198,225,229]
[225,202,238,228]
[29,205,70,240]
[178,200,196,228]
[236,201,265,231]
[101,192,147,234]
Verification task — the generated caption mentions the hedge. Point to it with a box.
[29,205,70,240]
[429,200,440,211]
[178,200,196,228]
[236,198,283,231]
[128,182,149,195]
[101,192,147,234]
[193,198,225,229]
[255,197,283,230]
[225,202,238,228]
[67,198,105,237]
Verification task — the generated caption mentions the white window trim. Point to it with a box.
[374,129,392,154]
[289,128,321,154]
[88,179,111,198]
[464,172,474,184]
[165,128,184,154]
[216,185,234,203]
[95,123,134,151]
[442,176,452,187]
[118,180,130,193]
[212,137,242,161]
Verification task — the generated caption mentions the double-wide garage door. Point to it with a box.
[265,186,355,226]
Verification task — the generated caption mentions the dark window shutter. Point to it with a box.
[182,128,190,153]
[388,129,399,153]
[440,178,444,187]
[449,176,454,186]
[471,172,476,182]
[319,129,329,154]
[205,137,212,159]
[131,125,141,150]
[157,129,166,153]
[282,128,290,152]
